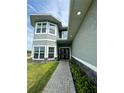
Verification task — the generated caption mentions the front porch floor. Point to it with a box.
[41,61,76,93]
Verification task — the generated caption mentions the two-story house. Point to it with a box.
[30,0,97,83]
[30,14,71,61]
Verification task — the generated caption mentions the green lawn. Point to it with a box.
[27,62,59,93]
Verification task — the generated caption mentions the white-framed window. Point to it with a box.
[62,31,68,39]
[35,22,56,36]
[33,45,56,60]
[36,23,41,33]
[49,23,56,35]
[41,22,47,33]
[33,46,45,59]
[48,47,55,58]
[48,47,54,58]
[39,47,45,59]
[35,22,47,34]
[34,47,39,59]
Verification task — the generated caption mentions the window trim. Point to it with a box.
[41,22,47,33]
[35,22,47,34]
[48,22,57,36]
[34,22,57,36]
[32,45,56,60]
[47,45,56,60]
[33,45,46,60]
[48,47,54,58]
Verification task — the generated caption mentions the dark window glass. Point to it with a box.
[34,47,39,52]
[42,23,46,26]
[36,23,41,33]
[37,23,41,26]
[36,28,41,33]
[40,47,45,52]
[48,47,54,58]
[50,24,54,26]
[40,54,44,58]
[40,47,45,59]
[48,54,54,58]
[49,47,54,52]
[34,47,45,59]
[42,28,46,33]
[42,23,46,33]
[34,53,38,58]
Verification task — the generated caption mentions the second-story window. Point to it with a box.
[36,22,46,34]
[42,23,47,33]
[49,24,55,35]
[62,31,68,39]
[36,23,41,33]
[35,22,56,35]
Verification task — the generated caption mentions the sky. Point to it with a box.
[27,0,70,50]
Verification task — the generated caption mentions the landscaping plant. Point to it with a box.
[70,61,97,93]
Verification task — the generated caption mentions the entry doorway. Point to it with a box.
[59,47,70,59]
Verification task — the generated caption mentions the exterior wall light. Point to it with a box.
[77,11,81,15]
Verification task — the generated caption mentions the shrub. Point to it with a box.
[70,61,97,93]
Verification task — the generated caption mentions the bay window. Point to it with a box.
[42,23,47,33]
[49,24,55,35]
[35,22,56,35]
[36,23,41,33]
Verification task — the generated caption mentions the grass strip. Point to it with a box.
[28,62,59,93]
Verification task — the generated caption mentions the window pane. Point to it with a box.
[48,47,54,58]
[49,24,55,34]
[50,24,54,26]
[49,28,55,34]
[62,31,68,39]
[40,47,45,52]
[34,47,39,52]
[34,53,38,59]
[49,47,54,52]
[40,53,44,58]
[36,28,41,33]
[48,54,54,58]
[37,23,41,26]
[42,23,46,26]
[42,28,46,33]
[40,47,45,59]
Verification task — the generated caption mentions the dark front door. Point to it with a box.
[59,48,70,59]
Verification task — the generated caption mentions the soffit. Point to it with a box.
[68,0,92,41]
[30,14,63,30]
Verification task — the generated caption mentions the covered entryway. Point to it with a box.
[59,48,70,59]
[57,40,72,60]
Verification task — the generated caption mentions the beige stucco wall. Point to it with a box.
[72,0,97,67]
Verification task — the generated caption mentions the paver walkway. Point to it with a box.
[42,61,76,93]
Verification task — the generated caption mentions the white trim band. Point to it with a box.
[72,56,97,72]
[33,39,56,42]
